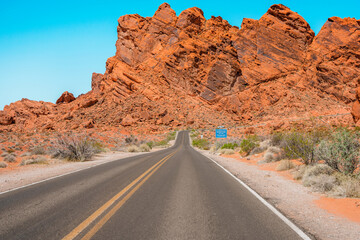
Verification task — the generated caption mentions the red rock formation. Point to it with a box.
[56,91,76,104]
[1,3,359,133]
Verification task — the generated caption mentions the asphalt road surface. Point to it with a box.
[0,131,308,240]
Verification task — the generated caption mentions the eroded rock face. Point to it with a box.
[1,3,359,132]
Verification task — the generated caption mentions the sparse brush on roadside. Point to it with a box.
[3,153,16,163]
[221,143,239,150]
[217,149,235,155]
[240,135,259,155]
[250,140,270,155]
[276,160,295,171]
[30,145,46,155]
[125,135,138,145]
[281,131,317,165]
[20,156,48,166]
[0,161,7,168]
[192,139,210,150]
[139,144,151,152]
[127,145,141,152]
[331,173,360,198]
[50,135,104,162]
[315,128,360,175]
[263,147,283,162]
[302,164,338,192]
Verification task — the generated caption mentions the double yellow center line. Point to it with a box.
[62,149,178,240]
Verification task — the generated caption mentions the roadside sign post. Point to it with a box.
[216,129,227,138]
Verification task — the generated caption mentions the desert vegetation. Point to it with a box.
[193,127,360,198]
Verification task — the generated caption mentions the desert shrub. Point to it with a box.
[250,140,270,155]
[302,164,337,192]
[315,129,360,175]
[282,132,316,165]
[146,141,154,149]
[292,165,307,180]
[166,132,176,142]
[218,149,235,155]
[240,135,260,155]
[139,144,151,152]
[333,175,360,198]
[303,164,334,178]
[264,147,282,162]
[31,146,46,155]
[4,153,16,163]
[127,145,141,152]
[276,160,295,171]
[270,132,284,146]
[50,135,101,161]
[221,143,239,150]
[155,140,169,146]
[20,156,48,166]
[192,139,210,150]
[125,135,138,144]
[209,146,216,153]
[302,174,338,192]
[0,162,7,168]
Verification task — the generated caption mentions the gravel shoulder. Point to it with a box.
[198,149,360,240]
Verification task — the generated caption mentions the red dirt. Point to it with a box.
[314,197,360,223]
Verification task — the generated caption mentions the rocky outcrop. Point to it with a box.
[56,91,76,104]
[1,3,359,132]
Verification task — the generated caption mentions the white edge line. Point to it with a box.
[195,148,311,240]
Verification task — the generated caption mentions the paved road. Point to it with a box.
[0,131,307,240]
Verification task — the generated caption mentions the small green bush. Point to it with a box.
[192,139,210,150]
[315,129,360,175]
[282,132,316,165]
[146,141,154,149]
[166,132,176,142]
[221,143,239,150]
[240,135,259,155]
[155,140,169,146]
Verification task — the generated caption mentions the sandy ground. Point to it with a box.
[199,150,360,240]
[0,149,165,193]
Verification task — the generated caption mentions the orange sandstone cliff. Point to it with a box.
[1,4,359,133]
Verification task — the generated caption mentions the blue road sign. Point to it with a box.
[216,129,227,138]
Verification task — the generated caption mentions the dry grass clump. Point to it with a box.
[302,164,337,193]
[30,146,47,155]
[250,140,270,155]
[127,145,141,152]
[264,147,282,162]
[20,156,48,166]
[332,174,360,198]
[50,135,103,162]
[218,149,235,155]
[139,143,151,152]
[3,153,16,163]
[0,161,7,168]
[276,160,295,171]
[303,174,338,192]
[292,165,307,180]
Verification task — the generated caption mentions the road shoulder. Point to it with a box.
[198,149,360,240]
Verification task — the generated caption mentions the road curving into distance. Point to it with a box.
[0,131,310,240]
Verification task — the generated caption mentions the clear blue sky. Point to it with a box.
[1,0,359,110]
